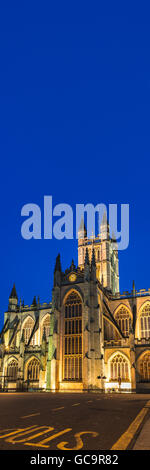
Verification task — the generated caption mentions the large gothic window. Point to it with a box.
[110,353,129,381]
[7,359,18,381]
[27,358,40,381]
[63,291,82,381]
[41,315,50,342]
[22,317,35,345]
[115,306,132,337]
[139,353,150,382]
[140,304,150,339]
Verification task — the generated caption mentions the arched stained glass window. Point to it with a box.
[27,358,40,381]
[139,353,150,382]
[140,304,150,339]
[41,315,50,342]
[115,306,132,337]
[63,291,82,381]
[7,359,18,381]
[22,317,35,345]
[110,354,129,381]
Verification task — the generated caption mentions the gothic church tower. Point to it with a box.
[78,213,119,294]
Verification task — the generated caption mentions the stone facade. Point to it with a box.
[0,217,150,393]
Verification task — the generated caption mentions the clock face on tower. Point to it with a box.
[69,273,77,283]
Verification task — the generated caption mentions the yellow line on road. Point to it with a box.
[0,428,15,432]
[57,430,98,451]
[7,427,54,444]
[25,428,72,448]
[0,426,37,440]
[111,400,150,450]
[52,407,65,411]
[72,403,80,407]
[6,426,48,443]
[87,400,93,403]
[21,413,40,419]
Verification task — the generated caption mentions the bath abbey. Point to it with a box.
[0,214,150,393]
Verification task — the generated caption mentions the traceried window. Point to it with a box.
[115,306,132,337]
[140,304,150,339]
[27,358,40,381]
[110,354,129,381]
[63,291,82,381]
[7,359,18,381]
[139,353,150,382]
[23,317,35,346]
[41,315,50,342]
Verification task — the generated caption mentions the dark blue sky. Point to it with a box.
[0,2,150,328]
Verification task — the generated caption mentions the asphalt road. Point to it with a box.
[0,392,149,450]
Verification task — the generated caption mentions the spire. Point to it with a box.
[132,280,135,297]
[84,247,90,281]
[102,211,107,225]
[9,283,18,300]
[78,218,87,239]
[91,248,96,266]
[79,218,86,231]
[84,248,89,265]
[100,210,109,241]
[54,254,61,287]
[112,230,116,241]
[111,230,118,251]
[70,259,75,271]
[91,248,96,282]
[32,296,37,307]
[54,253,61,272]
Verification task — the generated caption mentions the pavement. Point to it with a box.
[0,392,149,450]
[133,416,150,450]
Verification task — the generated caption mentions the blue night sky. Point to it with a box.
[0,2,150,328]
